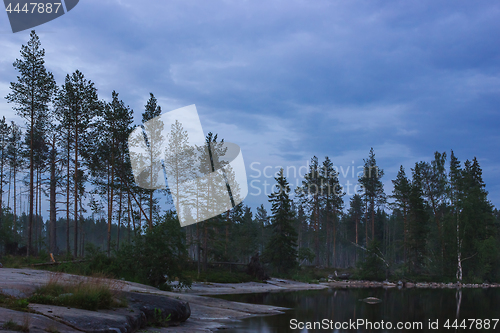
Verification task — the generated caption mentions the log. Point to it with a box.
[31,259,88,267]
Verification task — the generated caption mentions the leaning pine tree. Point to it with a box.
[263,168,298,274]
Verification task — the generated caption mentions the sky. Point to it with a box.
[1,0,499,217]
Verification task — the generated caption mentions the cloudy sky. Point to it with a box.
[1,0,499,214]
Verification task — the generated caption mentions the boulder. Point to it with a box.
[246,253,269,281]
[125,291,191,326]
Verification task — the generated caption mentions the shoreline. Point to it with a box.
[0,269,327,333]
[326,280,500,289]
[1,269,499,332]
[135,278,329,332]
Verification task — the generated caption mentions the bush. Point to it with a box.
[46,211,192,290]
[111,211,192,289]
[356,240,387,281]
[298,247,315,264]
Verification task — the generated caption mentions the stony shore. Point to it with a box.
[0,268,326,332]
[327,279,500,289]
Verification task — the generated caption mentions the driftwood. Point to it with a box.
[211,262,247,266]
[31,259,88,267]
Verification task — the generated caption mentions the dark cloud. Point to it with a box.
[0,0,498,211]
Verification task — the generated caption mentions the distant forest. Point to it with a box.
[1,31,499,284]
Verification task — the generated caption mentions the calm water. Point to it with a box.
[214,287,500,332]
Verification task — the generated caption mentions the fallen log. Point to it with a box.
[31,259,88,267]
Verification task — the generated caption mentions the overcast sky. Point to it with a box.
[1,0,499,215]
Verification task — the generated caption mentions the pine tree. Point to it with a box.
[348,194,363,258]
[296,156,322,265]
[391,165,411,266]
[87,91,133,255]
[6,30,56,256]
[320,156,343,267]
[0,117,10,233]
[56,70,100,257]
[164,119,195,223]
[420,152,447,268]
[195,132,229,271]
[358,148,385,244]
[46,123,60,255]
[407,162,429,274]
[7,123,23,236]
[460,157,496,280]
[263,168,298,274]
[448,150,463,282]
[141,93,162,228]
[255,204,269,254]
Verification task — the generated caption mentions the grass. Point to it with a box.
[44,325,60,333]
[0,254,50,268]
[147,309,171,327]
[27,273,127,311]
[2,318,29,332]
[0,294,30,312]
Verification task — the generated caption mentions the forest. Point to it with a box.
[1,31,499,287]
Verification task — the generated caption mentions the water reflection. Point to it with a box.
[214,288,500,332]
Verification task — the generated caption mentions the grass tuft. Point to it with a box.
[3,318,29,332]
[0,293,30,312]
[28,274,127,311]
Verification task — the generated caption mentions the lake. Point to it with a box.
[214,287,500,332]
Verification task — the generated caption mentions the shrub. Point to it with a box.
[356,240,387,281]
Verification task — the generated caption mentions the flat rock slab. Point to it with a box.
[0,268,325,332]
[29,303,144,333]
[0,307,82,333]
[182,278,327,295]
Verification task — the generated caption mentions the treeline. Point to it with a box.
[256,149,500,283]
[1,31,499,285]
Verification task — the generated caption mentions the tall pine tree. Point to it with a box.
[6,30,56,256]
[263,168,298,274]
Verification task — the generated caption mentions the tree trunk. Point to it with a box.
[34,165,39,255]
[27,98,34,257]
[225,213,229,256]
[333,207,337,267]
[203,222,208,272]
[0,139,4,237]
[314,195,320,266]
[456,213,462,284]
[66,128,71,255]
[127,193,132,243]
[74,122,79,257]
[197,223,200,278]
[107,154,114,256]
[403,204,407,268]
[13,162,17,233]
[371,200,375,242]
[364,200,368,246]
[49,137,57,254]
[116,179,123,251]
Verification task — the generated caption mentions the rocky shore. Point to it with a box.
[327,279,500,289]
[0,268,326,333]
[2,268,498,332]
